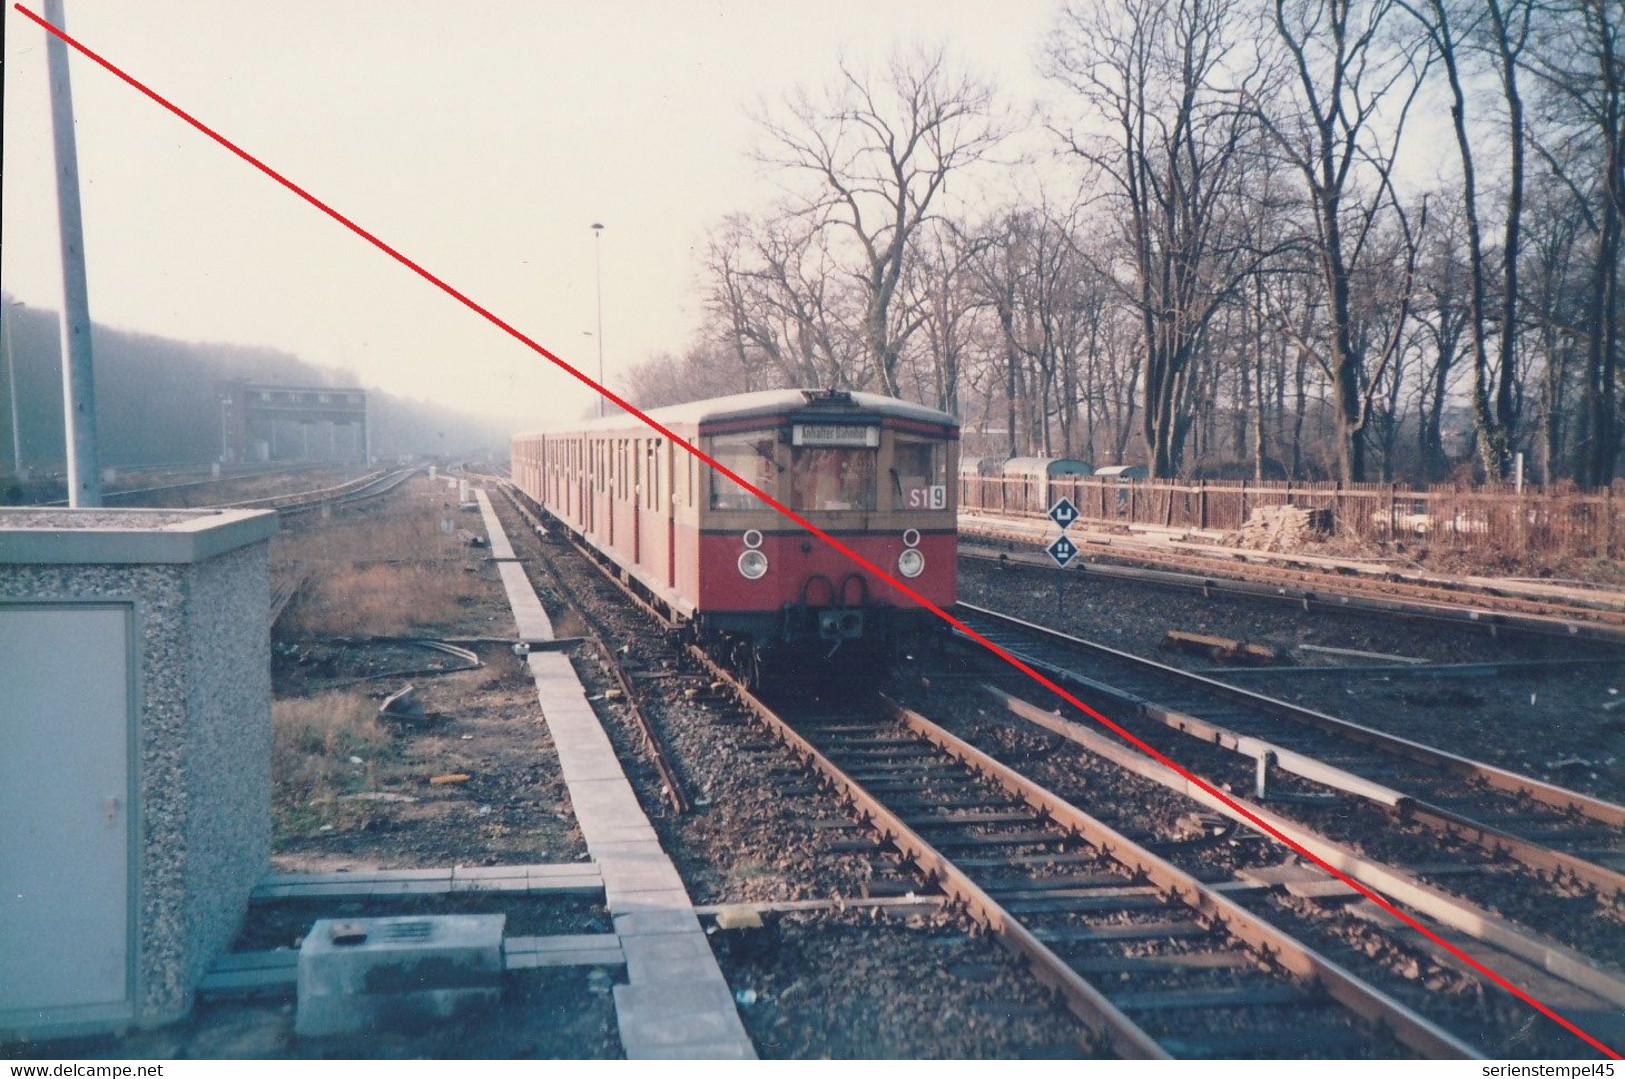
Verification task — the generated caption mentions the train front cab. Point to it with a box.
[693,400,957,684]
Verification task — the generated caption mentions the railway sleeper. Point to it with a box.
[1160,1025,1373,1059]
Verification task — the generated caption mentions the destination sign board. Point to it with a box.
[792,424,880,448]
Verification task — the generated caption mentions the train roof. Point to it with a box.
[516,388,959,438]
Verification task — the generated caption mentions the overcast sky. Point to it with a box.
[2,1,1064,422]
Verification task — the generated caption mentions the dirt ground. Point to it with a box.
[270,477,583,867]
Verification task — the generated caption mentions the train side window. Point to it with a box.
[891,440,948,510]
[709,432,778,510]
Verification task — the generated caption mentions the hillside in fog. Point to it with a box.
[0,299,523,472]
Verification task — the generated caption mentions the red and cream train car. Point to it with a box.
[511,389,958,681]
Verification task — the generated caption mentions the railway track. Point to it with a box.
[948,604,1625,997]
[960,523,1625,645]
[951,603,1625,886]
[493,482,1499,1058]
[33,463,333,508]
[722,680,1479,1059]
[243,467,418,515]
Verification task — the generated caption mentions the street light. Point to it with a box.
[2,299,24,480]
[591,222,605,418]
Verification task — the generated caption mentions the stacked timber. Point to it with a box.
[1233,504,1332,551]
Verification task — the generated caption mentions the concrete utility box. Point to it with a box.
[0,508,277,1041]
[295,915,506,1038]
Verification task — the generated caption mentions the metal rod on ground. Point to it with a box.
[44,0,101,507]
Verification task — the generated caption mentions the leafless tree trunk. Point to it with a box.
[1257,0,1430,482]
[757,48,1004,397]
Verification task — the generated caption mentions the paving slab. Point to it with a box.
[599,862,688,896]
[579,821,662,848]
[473,490,518,560]
[619,933,723,985]
[606,888,693,915]
[614,979,754,1059]
[497,562,554,642]
[613,909,705,939]
[503,933,625,969]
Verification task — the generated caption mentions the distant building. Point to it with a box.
[220,383,369,464]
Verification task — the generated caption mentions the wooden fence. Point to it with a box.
[959,475,1624,560]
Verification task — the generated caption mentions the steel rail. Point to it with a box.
[983,684,1625,1010]
[703,656,1167,1060]
[34,462,325,507]
[700,650,1476,1058]
[955,601,1625,832]
[952,603,1625,903]
[881,696,1481,1059]
[495,483,691,815]
[264,468,417,514]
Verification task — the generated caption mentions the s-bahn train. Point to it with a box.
[511,389,958,686]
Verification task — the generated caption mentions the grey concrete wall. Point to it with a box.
[0,533,271,1030]
[181,542,272,994]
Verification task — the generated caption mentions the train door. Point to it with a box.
[665,439,676,589]
[632,439,643,566]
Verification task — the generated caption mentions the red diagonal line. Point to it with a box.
[18,3,1617,1058]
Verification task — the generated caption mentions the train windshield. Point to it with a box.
[891,440,948,510]
[709,432,780,510]
[791,447,877,512]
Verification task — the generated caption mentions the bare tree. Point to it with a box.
[1049,0,1283,477]
[1403,0,1531,479]
[1255,0,1430,482]
[756,48,1004,396]
[902,219,992,415]
[703,213,861,390]
[1526,0,1624,485]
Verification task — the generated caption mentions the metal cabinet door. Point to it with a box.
[0,603,133,1017]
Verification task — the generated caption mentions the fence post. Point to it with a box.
[1199,480,1208,530]
[1607,484,1617,560]
[1389,483,1397,540]
[1239,479,1248,526]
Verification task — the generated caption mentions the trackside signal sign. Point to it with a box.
[1046,533,1079,568]
[1048,497,1079,530]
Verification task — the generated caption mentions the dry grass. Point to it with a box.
[272,690,397,838]
[274,481,487,636]
[287,562,470,637]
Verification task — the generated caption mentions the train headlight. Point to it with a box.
[902,528,921,548]
[743,529,764,549]
[738,549,769,580]
[897,548,926,578]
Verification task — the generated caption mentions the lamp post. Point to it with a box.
[3,300,23,480]
[591,222,605,418]
[45,0,102,506]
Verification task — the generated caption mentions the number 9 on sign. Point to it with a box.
[906,485,948,510]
